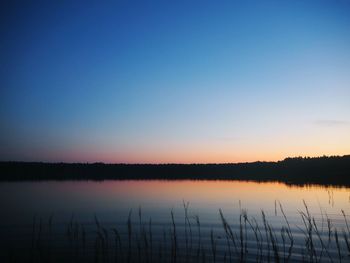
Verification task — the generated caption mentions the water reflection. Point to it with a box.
[1,180,350,262]
[0,180,349,225]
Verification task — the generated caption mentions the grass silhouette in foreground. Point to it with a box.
[2,201,350,262]
[0,155,350,186]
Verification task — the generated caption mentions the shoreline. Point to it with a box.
[1,155,349,186]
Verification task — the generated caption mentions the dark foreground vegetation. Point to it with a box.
[1,155,350,186]
[0,155,349,186]
[1,201,350,262]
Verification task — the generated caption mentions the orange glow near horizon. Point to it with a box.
[50,148,350,164]
[16,130,350,163]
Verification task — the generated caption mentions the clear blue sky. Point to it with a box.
[1,0,350,163]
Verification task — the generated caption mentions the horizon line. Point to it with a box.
[1,154,349,166]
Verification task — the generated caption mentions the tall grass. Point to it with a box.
[3,201,350,262]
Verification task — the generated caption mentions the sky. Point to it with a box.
[1,0,350,163]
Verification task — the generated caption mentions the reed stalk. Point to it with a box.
[171,209,177,263]
[210,228,217,263]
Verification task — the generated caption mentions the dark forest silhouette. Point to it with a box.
[0,155,349,186]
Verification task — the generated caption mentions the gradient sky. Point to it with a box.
[1,0,350,163]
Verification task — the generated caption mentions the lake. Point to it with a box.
[1,180,350,262]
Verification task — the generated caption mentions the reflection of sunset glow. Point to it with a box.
[62,180,350,215]
[2,180,350,226]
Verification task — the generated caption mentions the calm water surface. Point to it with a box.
[1,180,350,262]
[1,180,349,224]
